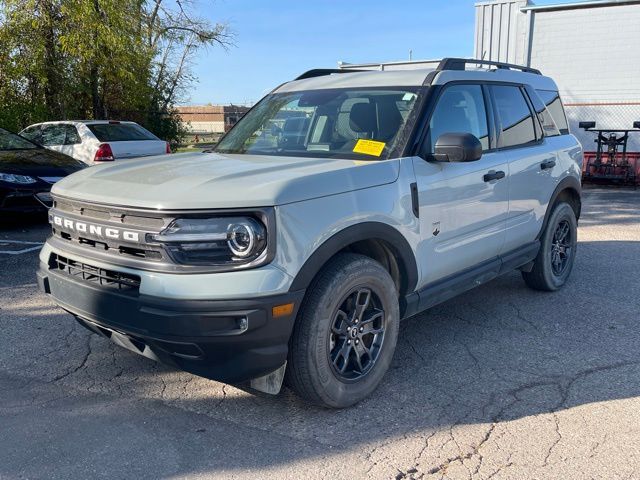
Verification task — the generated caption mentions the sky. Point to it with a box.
[188,0,589,105]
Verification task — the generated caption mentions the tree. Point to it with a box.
[0,0,232,143]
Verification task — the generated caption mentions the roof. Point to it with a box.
[276,69,437,93]
[521,0,640,12]
[275,61,558,93]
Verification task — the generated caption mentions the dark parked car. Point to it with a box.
[0,128,85,213]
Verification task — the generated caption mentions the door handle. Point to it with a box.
[541,159,556,170]
[483,170,506,182]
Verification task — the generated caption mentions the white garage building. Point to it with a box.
[474,0,640,152]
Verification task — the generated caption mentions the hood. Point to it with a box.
[52,152,400,209]
[0,148,85,177]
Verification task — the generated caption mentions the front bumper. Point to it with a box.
[0,186,52,212]
[37,260,304,384]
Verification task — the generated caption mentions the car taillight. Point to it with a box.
[165,142,171,154]
[94,143,114,162]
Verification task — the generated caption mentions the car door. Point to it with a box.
[412,83,509,287]
[489,84,560,253]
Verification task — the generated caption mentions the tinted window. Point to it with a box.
[525,87,560,138]
[40,124,67,146]
[63,125,81,145]
[87,123,158,142]
[492,85,537,148]
[427,84,490,153]
[536,90,569,134]
[20,126,42,144]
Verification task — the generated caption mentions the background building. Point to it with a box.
[175,105,250,137]
[474,0,640,151]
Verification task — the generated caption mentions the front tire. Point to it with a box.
[286,253,399,408]
[522,201,578,291]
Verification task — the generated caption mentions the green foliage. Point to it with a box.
[0,0,231,143]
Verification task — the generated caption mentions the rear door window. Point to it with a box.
[40,124,67,146]
[87,123,158,142]
[491,85,537,148]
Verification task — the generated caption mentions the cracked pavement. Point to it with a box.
[1,187,639,479]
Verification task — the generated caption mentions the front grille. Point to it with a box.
[54,198,168,229]
[49,200,171,263]
[50,254,141,293]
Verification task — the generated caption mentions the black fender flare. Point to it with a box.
[288,221,419,295]
[538,175,582,239]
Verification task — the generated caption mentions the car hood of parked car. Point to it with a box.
[51,151,401,209]
[0,148,85,178]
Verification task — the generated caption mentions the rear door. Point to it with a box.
[59,124,82,159]
[412,83,509,286]
[86,123,166,159]
[489,84,560,252]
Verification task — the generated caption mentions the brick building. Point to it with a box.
[175,105,250,135]
[474,0,640,151]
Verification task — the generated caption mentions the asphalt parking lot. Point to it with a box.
[1,188,639,480]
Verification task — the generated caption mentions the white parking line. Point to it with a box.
[0,239,44,255]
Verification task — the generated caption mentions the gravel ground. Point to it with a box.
[0,187,639,480]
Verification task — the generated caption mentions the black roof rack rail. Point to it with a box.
[294,68,367,81]
[437,58,542,75]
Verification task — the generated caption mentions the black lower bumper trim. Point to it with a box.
[37,264,304,383]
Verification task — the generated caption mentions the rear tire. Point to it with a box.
[522,202,577,291]
[286,253,399,408]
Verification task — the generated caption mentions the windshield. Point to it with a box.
[0,128,40,151]
[215,88,422,160]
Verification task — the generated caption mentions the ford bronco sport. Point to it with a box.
[37,58,582,408]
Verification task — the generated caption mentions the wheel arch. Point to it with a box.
[538,176,582,239]
[288,222,418,298]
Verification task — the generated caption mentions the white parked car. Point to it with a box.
[20,120,171,165]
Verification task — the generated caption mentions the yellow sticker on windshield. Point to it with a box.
[353,139,386,157]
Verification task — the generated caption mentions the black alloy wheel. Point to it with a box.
[328,287,386,381]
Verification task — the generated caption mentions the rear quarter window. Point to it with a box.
[87,123,158,142]
[535,90,569,134]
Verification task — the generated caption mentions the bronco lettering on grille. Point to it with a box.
[51,215,140,242]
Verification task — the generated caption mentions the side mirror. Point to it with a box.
[579,121,596,130]
[432,133,482,163]
[633,121,640,129]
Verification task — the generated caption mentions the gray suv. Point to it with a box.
[37,58,582,408]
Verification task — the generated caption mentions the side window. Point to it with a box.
[63,125,81,145]
[21,126,42,144]
[524,86,560,138]
[536,89,569,134]
[40,124,66,146]
[491,85,537,148]
[426,84,490,153]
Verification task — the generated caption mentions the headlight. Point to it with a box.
[149,216,268,267]
[0,173,37,184]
